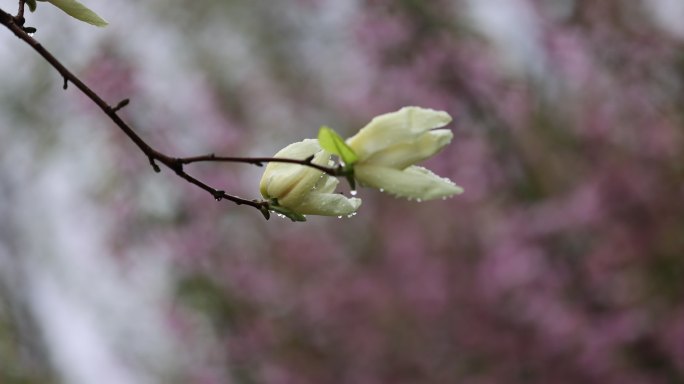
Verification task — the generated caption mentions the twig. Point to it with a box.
[177,154,341,176]
[16,0,25,23]
[0,7,338,219]
[112,98,129,112]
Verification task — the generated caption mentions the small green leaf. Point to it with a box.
[26,0,37,12]
[43,0,108,27]
[317,126,358,168]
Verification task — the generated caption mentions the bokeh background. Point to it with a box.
[1,0,684,383]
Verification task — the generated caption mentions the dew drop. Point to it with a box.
[350,190,357,196]
[337,215,343,219]
[379,188,385,193]
[214,196,223,202]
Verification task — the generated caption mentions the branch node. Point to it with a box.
[148,157,161,173]
[168,159,184,175]
[112,98,130,113]
[213,190,225,202]
[258,202,271,220]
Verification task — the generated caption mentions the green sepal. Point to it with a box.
[317,126,358,169]
[268,200,307,222]
[40,0,108,27]
[345,171,356,191]
[26,0,37,12]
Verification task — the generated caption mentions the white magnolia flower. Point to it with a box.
[347,106,463,200]
[260,139,362,217]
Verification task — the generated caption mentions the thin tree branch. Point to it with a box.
[177,154,341,176]
[0,7,339,219]
[0,8,165,163]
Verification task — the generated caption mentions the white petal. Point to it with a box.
[260,165,317,201]
[273,138,321,159]
[259,139,362,217]
[314,172,340,194]
[260,139,321,188]
[280,149,333,204]
[347,107,452,160]
[355,165,463,200]
[362,129,453,169]
[259,139,326,202]
[296,194,362,216]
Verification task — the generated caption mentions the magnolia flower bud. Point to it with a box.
[260,139,362,217]
[347,106,463,200]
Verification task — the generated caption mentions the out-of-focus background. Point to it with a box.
[1,0,684,383]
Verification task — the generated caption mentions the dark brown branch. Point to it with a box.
[0,7,335,218]
[17,0,24,14]
[177,154,341,176]
[16,0,25,24]
[0,9,161,159]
